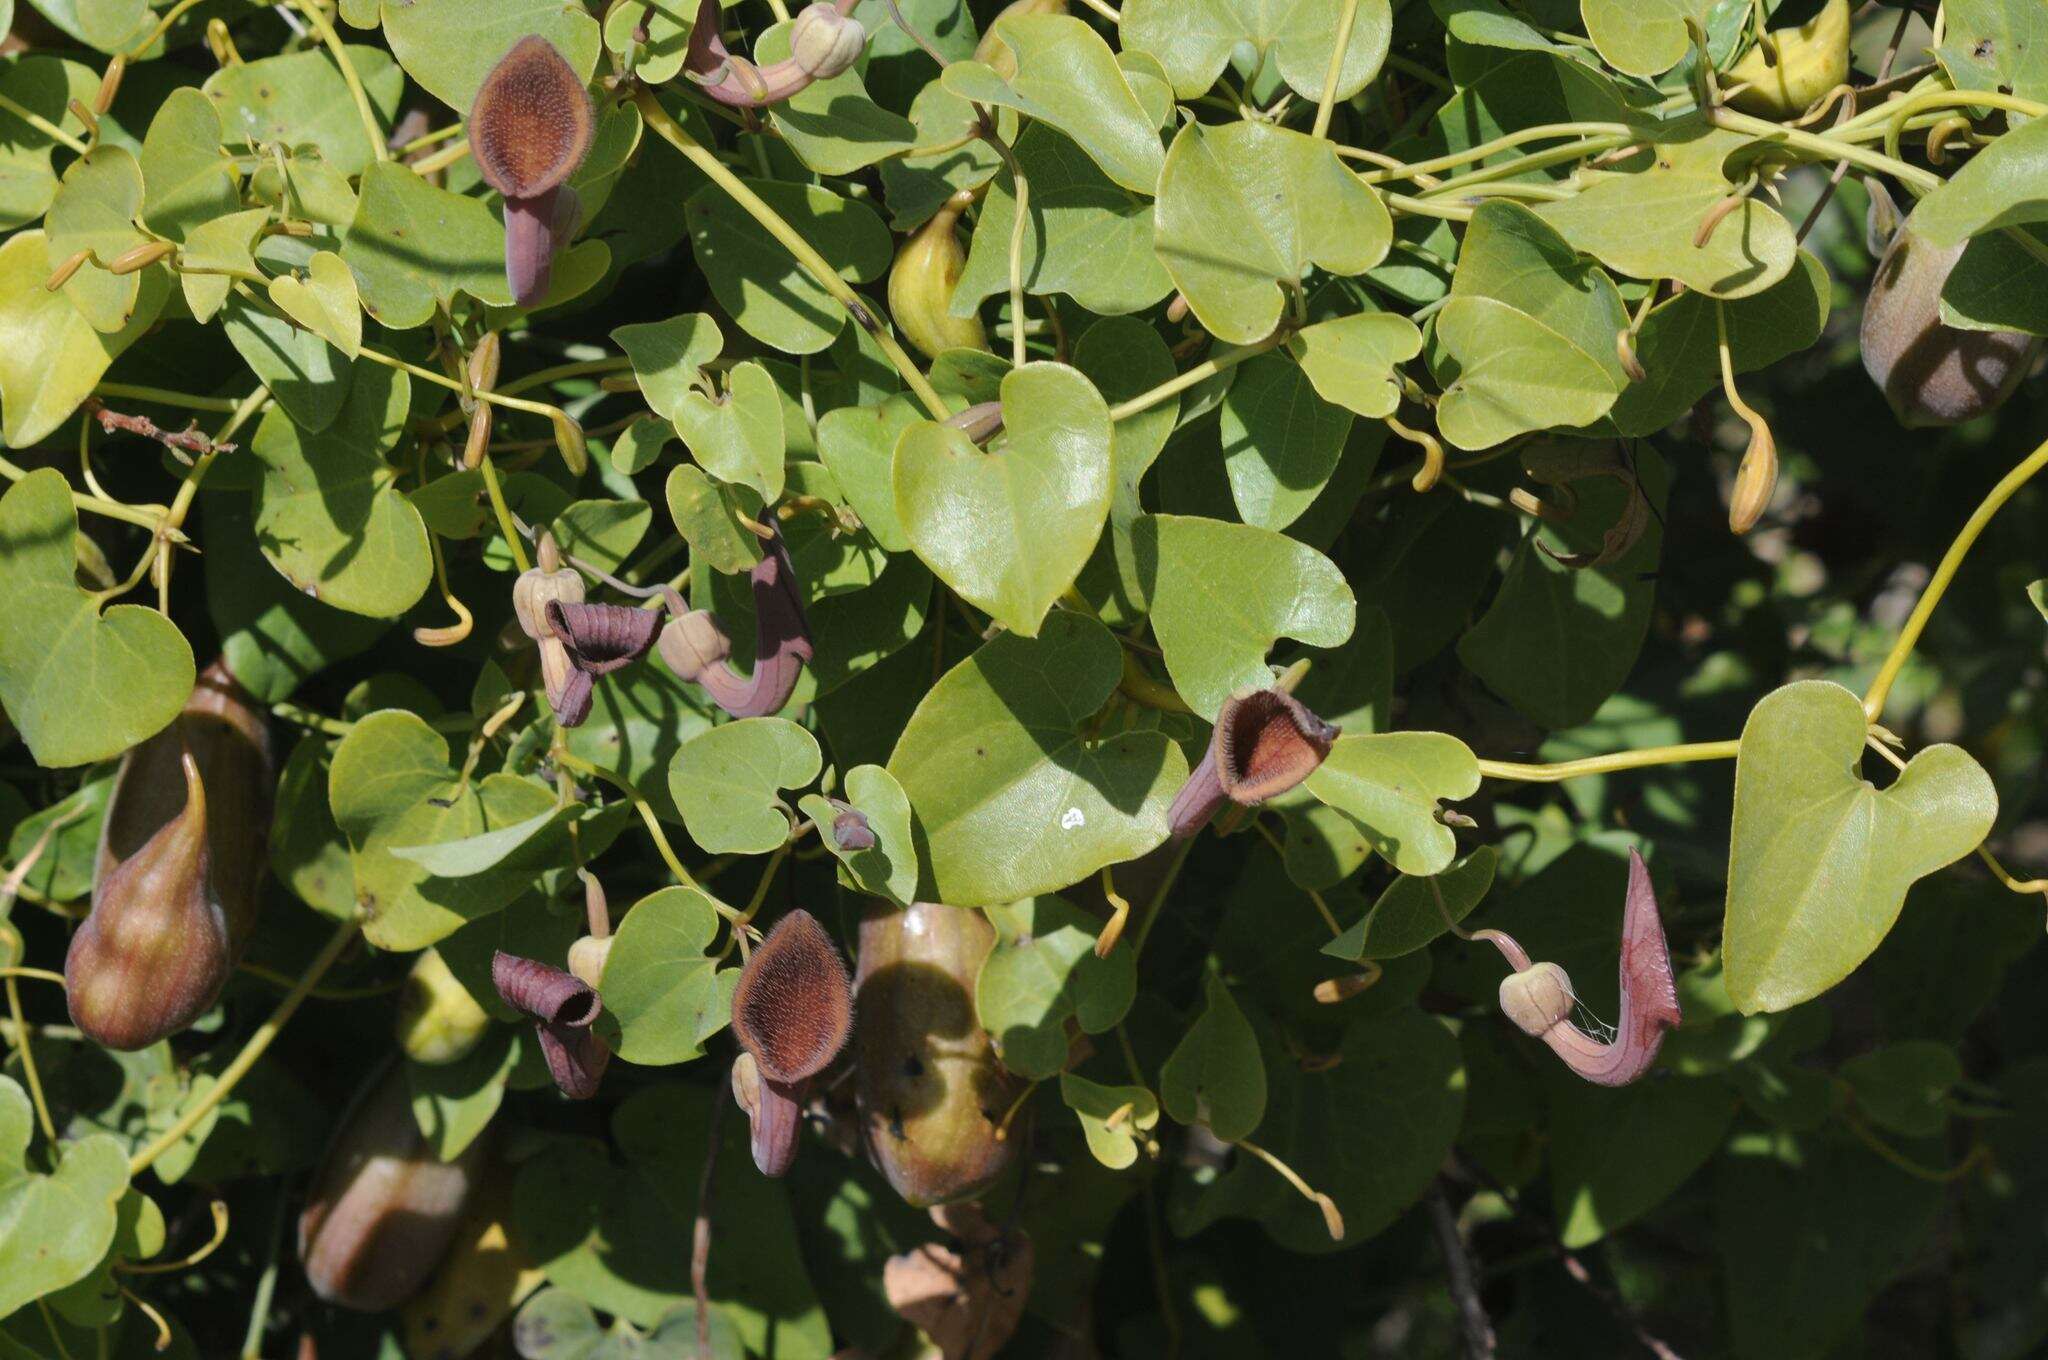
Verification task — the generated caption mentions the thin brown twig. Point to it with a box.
[1427,1183,1497,1359]
[87,400,238,464]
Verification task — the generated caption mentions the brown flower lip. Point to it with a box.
[491,951,609,1100]
[469,35,594,307]
[1168,687,1340,838]
[542,600,662,729]
[657,528,815,719]
[731,909,854,1084]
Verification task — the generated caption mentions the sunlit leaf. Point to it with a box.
[1723,681,1998,1014]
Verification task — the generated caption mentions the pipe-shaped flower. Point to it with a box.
[491,951,610,1100]
[541,600,662,727]
[1167,687,1340,838]
[683,0,866,107]
[730,910,853,1175]
[1482,849,1681,1087]
[470,36,594,307]
[657,529,815,719]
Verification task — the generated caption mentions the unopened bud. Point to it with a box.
[566,933,613,989]
[1727,416,1777,535]
[1616,327,1646,383]
[1498,962,1574,1037]
[789,3,866,79]
[511,534,584,640]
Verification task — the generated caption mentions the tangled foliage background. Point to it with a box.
[0,0,2045,1356]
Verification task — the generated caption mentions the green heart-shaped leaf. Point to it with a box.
[329,709,563,950]
[1168,1007,1462,1252]
[0,58,94,231]
[138,87,238,242]
[1549,1073,1737,1249]
[1536,129,1797,299]
[202,43,405,177]
[1607,248,1830,436]
[667,718,822,855]
[665,464,764,576]
[894,362,1111,636]
[1159,972,1266,1141]
[940,14,1164,194]
[952,124,1174,318]
[1288,311,1422,419]
[224,292,351,435]
[798,764,918,906]
[44,144,146,334]
[0,231,161,448]
[888,612,1185,907]
[613,313,724,425]
[1299,731,1481,877]
[176,207,267,324]
[1581,0,1711,76]
[207,495,389,704]
[685,180,891,355]
[1136,514,1355,720]
[816,395,920,553]
[551,498,652,579]
[1219,350,1354,530]
[0,469,194,768]
[1432,201,1628,449]
[1154,120,1391,344]
[598,887,737,1066]
[674,360,786,503]
[1121,0,1393,101]
[1724,680,1997,1014]
[251,358,432,618]
[1323,846,1498,961]
[0,1077,129,1319]
[267,250,362,359]
[1061,1073,1159,1169]
[343,162,511,329]
[977,894,1137,1079]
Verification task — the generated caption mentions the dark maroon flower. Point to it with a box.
[491,951,610,1100]
[729,910,853,1175]
[1168,687,1339,838]
[470,36,594,307]
[829,800,876,852]
[541,600,662,729]
[657,529,815,719]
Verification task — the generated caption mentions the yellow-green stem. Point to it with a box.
[129,919,358,1178]
[0,91,88,154]
[1107,332,1287,423]
[1311,0,1362,139]
[4,976,56,1145]
[1863,433,2048,718]
[1476,740,1742,783]
[477,454,531,573]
